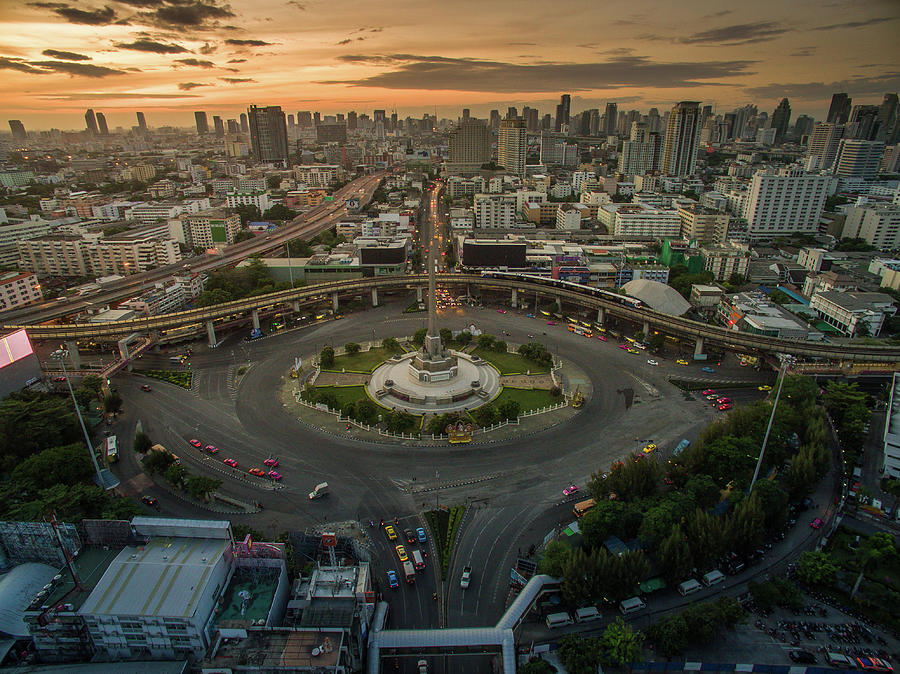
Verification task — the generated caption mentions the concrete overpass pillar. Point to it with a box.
[556,296,562,312]
[117,338,130,362]
[693,336,705,360]
[643,321,650,338]
[65,341,81,370]
[291,300,300,312]
[252,309,260,330]
[511,288,518,309]
[416,286,423,303]
[596,307,606,325]
[371,287,379,307]
[206,320,217,348]
[332,292,339,312]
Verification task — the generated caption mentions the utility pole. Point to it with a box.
[749,358,791,492]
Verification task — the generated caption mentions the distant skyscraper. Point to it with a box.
[390,112,398,131]
[85,109,98,135]
[194,111,209,135]
[461,108,470,121]
[555,94,570,132]
[96,112,109,136]
[227,119,240,134]
[588,109,600,136]
[506,107,518,120]
[347,111,357,130]
[489,109,501,129]
[497,117,526,177]
[248,104,289,165]
[827,93,852,124]
[832,139,885,181]
[770,98,791,144]
[541,113,552,131]
[313,112,321,125]
[806,123,845,171]
[136,111,147,131]
[850,105,881,140]
[448,118,491,170]
[212,115,225,138]
[8,119,26,140]
[793,114,815,141]
[297,111,311,127]
[240,113,249,133]
[287,114,295,126]
[604,102,618,136]
[878,93,898,142]
[660,101,701,177]
[373,109,386,126]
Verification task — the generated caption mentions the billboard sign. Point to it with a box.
[0,330,34,369]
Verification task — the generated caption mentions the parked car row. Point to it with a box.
[186,438,282,480]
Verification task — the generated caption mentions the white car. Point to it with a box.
[647,359,659,366]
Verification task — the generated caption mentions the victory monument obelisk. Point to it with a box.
[410,256,458,382]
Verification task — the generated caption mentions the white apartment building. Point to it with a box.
[16,236,89,276]
[446,176,486,198]
[832,139,885,183]
[449,208,475,230]
[474,193,517,228]
[700,242,751,281]
[677,204,729,243]
[556,204,587,230]
[613,204,681,238]
[182,210,242,249]
[809,291,896,336]
[120,281,186,315]
[126,203,184,224]
[550,183,573,199]
[515,190,545,215]
[842,204,900,250]
[93,201,139,221]
[742,167,831,240]
[805,123,844,171]
[571,172,596,194]
[498,118,527,177]
[293,165,341,188]
[0,216,78,266]
[225,190,272,212]
[0,271,41,312]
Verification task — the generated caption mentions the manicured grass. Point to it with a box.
[135,369,192,389]
[492,386,561,412]
[327,347,396,373]
[472,347,550,375]
[424,505,466,579]
[302,384,369,407]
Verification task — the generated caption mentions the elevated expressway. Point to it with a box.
[7,274,900,365]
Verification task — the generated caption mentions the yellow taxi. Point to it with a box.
[758,385,773,391]
[384,525,398,541]
[642,443,657,453]
[395,545,408,562]
[676,359,689,366]
[627,348,640,354]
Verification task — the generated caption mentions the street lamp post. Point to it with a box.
[749,358,792,493]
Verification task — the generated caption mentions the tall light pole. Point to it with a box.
[749,358,792,493]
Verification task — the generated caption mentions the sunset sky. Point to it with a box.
[1,0,898,131]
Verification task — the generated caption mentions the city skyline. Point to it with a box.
[0,0,898,130]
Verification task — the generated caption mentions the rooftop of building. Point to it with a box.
[813,290,895,310]
[26,546,121,614]
[79,534,228,618]
[184,208,230,219]
[214,565,281,629]
[0,270,35,283]
[207,629,343,670]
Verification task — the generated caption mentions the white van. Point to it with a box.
[619,596,646,614]
[545,612,574,628]
[826,653,855,669]
[677,579,702,596]
[574,606,601,623]
[702,569,725,587]
[411,549,425,571]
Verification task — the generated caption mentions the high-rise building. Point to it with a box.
[497,117,526,177]
[213,115,225,138]
[390,112,398,131]
[95,112,109,136]
[239,113,248,133]
[506,107,518,120]
[832,139,885,182]
[850,105,881,140]
[85,109,98,135]
[8,120,26,140]
[743,167,830,239]
[373,110,386,126]
[448,118,491,171]
[287,114,295,126]
[661,101,701,177]
[489,110,501,129]
[806,123,845,171]
[347,111,357,130]
[604,102,618,136]
[316,122,347,144]
[555,94,570,132]
[770,98,791,144]
[461,108,471,122]
[826,93,852,124]
[194,111,209,135]
[248,105,289,165]
[227,119,240,134]
[297,111,311,127]
[313,112,321,125]
[136,111,147,131]
[793,114,815,141]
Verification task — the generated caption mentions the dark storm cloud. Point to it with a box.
[39,91,201,100]
[225,39,273,46]
[679,22,791,45]
[747,72,900,100]
[115,39,188,53]
[175,58,215,67]
[0,57,47,74]
[812,16,896,31]
[178,81,210,90]
[321,54,754,92]
[198,42,217,54]
[29,2,119,25]
[29,60,126,77]
[227,58,246,63]
[42,49,92,61]
[113,0,166,6]
[336,39,352,45]
[220,77,255,83]
[147,1,235,30]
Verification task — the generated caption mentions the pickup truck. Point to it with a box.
[308,482,329,500]
[460,566,472,589]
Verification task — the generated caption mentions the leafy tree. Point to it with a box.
[768,289,792,305]
[724,495,764,556]
[580,500,631,549]
[196,288,234,307]
[426,412,462,436]
[749,479,789,531]
[4,482,109,522]
[796,550,838,586]
[476,334,495,349]
[539,540,572,577]
[0,391,81,472]
[471,403,500,427]
[649,614,690,655]
[381,337,401,352]
[383,410,416,433]
[266,175,282,189]
[455,330,472,345]
[558,635,603,674]
[12,444,94,490]
[684,474,721,510]
[81,375,104,394]
[498,400,520,421]
[133,431,153,454]
[439,328,453,345]
[344,342,361,355]
[519,660,557,674]
[518,342,553,365]
[319,346,335,368]
[165,463,187,488]
[144,449,174,475]
[102,496,143,520]
[231,204,261,225]
[601,617,644,666]
[492,339,507,352]
[352,399,379,425]
[103,391,122,414]
[591,455,662,502]
[638,494,694,547]
[648,332,665,353]
[684,508,726,571]
[232,230,255,243]
[658,524,694,584]
[851,532,897,598]
[287,238,314,257]
[186,475,222,501]
[262,204,298,221]
[412,328,427,348]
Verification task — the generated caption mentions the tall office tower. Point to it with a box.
[489,109,501,129]
[541,114,552,130]
[194,111,209,135]
[647,133,662,172]
[213,115,225,138]
[770,98,791,144]
[85,109,98,135]
[448,118,491,171]
[248,105,289,166]
[604,102,618,136]
[793,114,815,141]
[373,109,386,127]
[390,112,398,130]
[806,123,845,171]
[826,93,852,124]
[96,112,109,136]
[660,101,701,176]
[227,119,240,134]
[701,104,713,127]
[850,105,881,140]
[743,167,831,239]
[619,121,650,174]
[527,108,539,132]
[555,94,570,132]
[297,111,311,127]
[497,117,527,177]
[521,106,531,129]
[336,113,344,123]
[506,107,518,120]
[313,112,321,125]
[240,112,249,132]
[617,110,628,135]
[461,108,471,122]
[287,114,295,126]
[579,113,592,136]
[588,109,600,136]
[8,119,26,140]
[878,93,898,142]
[347,111,357,130]
[832,139,885,181]
[723,112,736,139]
[136,111,147,131]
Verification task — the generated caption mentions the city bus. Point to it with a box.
[573,326,592,338]
[105,435,118,464]
[573,498,596,518]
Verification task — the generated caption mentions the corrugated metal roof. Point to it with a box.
[0,562,58,638]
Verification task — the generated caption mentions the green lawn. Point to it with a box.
[472,347,550,375]
[492,386,561,412]
[328,347,398,373]
[303,385,369,407]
